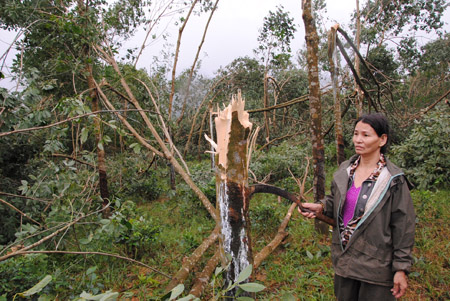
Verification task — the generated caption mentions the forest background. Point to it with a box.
[0,0,449,300]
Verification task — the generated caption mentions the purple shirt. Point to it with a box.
[342,182,361,227]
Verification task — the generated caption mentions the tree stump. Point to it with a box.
[211,92,253,295]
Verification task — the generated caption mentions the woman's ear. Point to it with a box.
[380,134,388,147]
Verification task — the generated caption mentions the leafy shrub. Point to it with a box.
[391,108,450,190]
[250,201,282,234]
[108,152,166,202]
[90,200,161,259]
[250,139,312,189]
[176,160,216,217]
[0,254,50,298]
[115,216,160,259]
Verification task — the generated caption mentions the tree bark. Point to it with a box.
[189,248,221,297]
[87,68,110,216]
[78,0,110,216]
[302,0,328,234]
[211,92,253,296]
[328,25,346,165]
[354,0,363,117]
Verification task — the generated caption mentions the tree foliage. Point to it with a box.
[391,107,450,190]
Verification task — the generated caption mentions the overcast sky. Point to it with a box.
[1,0,449,89]
[131,0,359,76]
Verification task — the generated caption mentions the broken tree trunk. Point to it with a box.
[210,92,253,296]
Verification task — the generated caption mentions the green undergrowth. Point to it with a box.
[1,152,448,299]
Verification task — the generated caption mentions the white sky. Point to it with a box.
[0,0,449,89]
[133,0,359,76]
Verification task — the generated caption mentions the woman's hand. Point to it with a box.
[391,270,408,298]
[298,202,323,219]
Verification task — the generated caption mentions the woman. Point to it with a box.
[300,113,415,300]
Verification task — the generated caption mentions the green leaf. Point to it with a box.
[169,284,184,300]
[78,290,119,300]
[236,297,255,301]
[238,282,265,293]
[214,266,224,276]
[103,135,112,143]
[18,275,52,297]
[306,250,314,260]
[98,141,104,151]
[80,127,89,143]
[281,292,297,301]
[177,295,199,301]
[86,266,97,275]
[236,264,252,284]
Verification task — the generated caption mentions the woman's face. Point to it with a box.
[353,121,387,157]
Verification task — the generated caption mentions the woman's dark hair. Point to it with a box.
[355,113,390,154]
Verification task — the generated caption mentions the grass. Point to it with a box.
[1,164,448,300]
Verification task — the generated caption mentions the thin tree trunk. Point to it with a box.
[302,0,328,234]
[176,0,219,126]
[355,0,363,117]
[168,0,198,120]
[87,69,110,216]
[328,25,345,165]
[78,0,110,216]
[263,72,270,142]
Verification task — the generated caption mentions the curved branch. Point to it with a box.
[336,27,381,107]
[15,250,171,279]
[0,198,42,227]
[0,109,157,138]
[248,184,335,226]
[335,36,377,112]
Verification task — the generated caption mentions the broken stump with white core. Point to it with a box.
[208,92,253,295]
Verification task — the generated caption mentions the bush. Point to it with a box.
[0,254,50,298]
[391,108,450,190]
[176,160,216,217]
[250,139,312,189]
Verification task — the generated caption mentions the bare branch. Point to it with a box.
[165,226,220,293]
[168,0,199,120]
[15,250,171,279]
[0,198,42,227]
[0,109,157,138]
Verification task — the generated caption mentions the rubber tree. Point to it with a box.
[209,92,254,295]
[302,0,328,233]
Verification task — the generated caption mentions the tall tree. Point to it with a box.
[255,6,296,142]
[0,0,151,214]
[302,0,327,233]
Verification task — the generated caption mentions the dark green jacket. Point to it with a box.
[321,155,416,286]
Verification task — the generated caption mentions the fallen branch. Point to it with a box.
[0,198,42,227]
[418,88,450,116]
[51,153,95,168]
[0,191,51,204]
[189,248,221,297]
[248,184,335,226]
[0,109,157,138]
[165,226,220,293]
[0,205,109,262]
[15,250,171,279]
[253,202,297,269]
[95,46,218,222]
